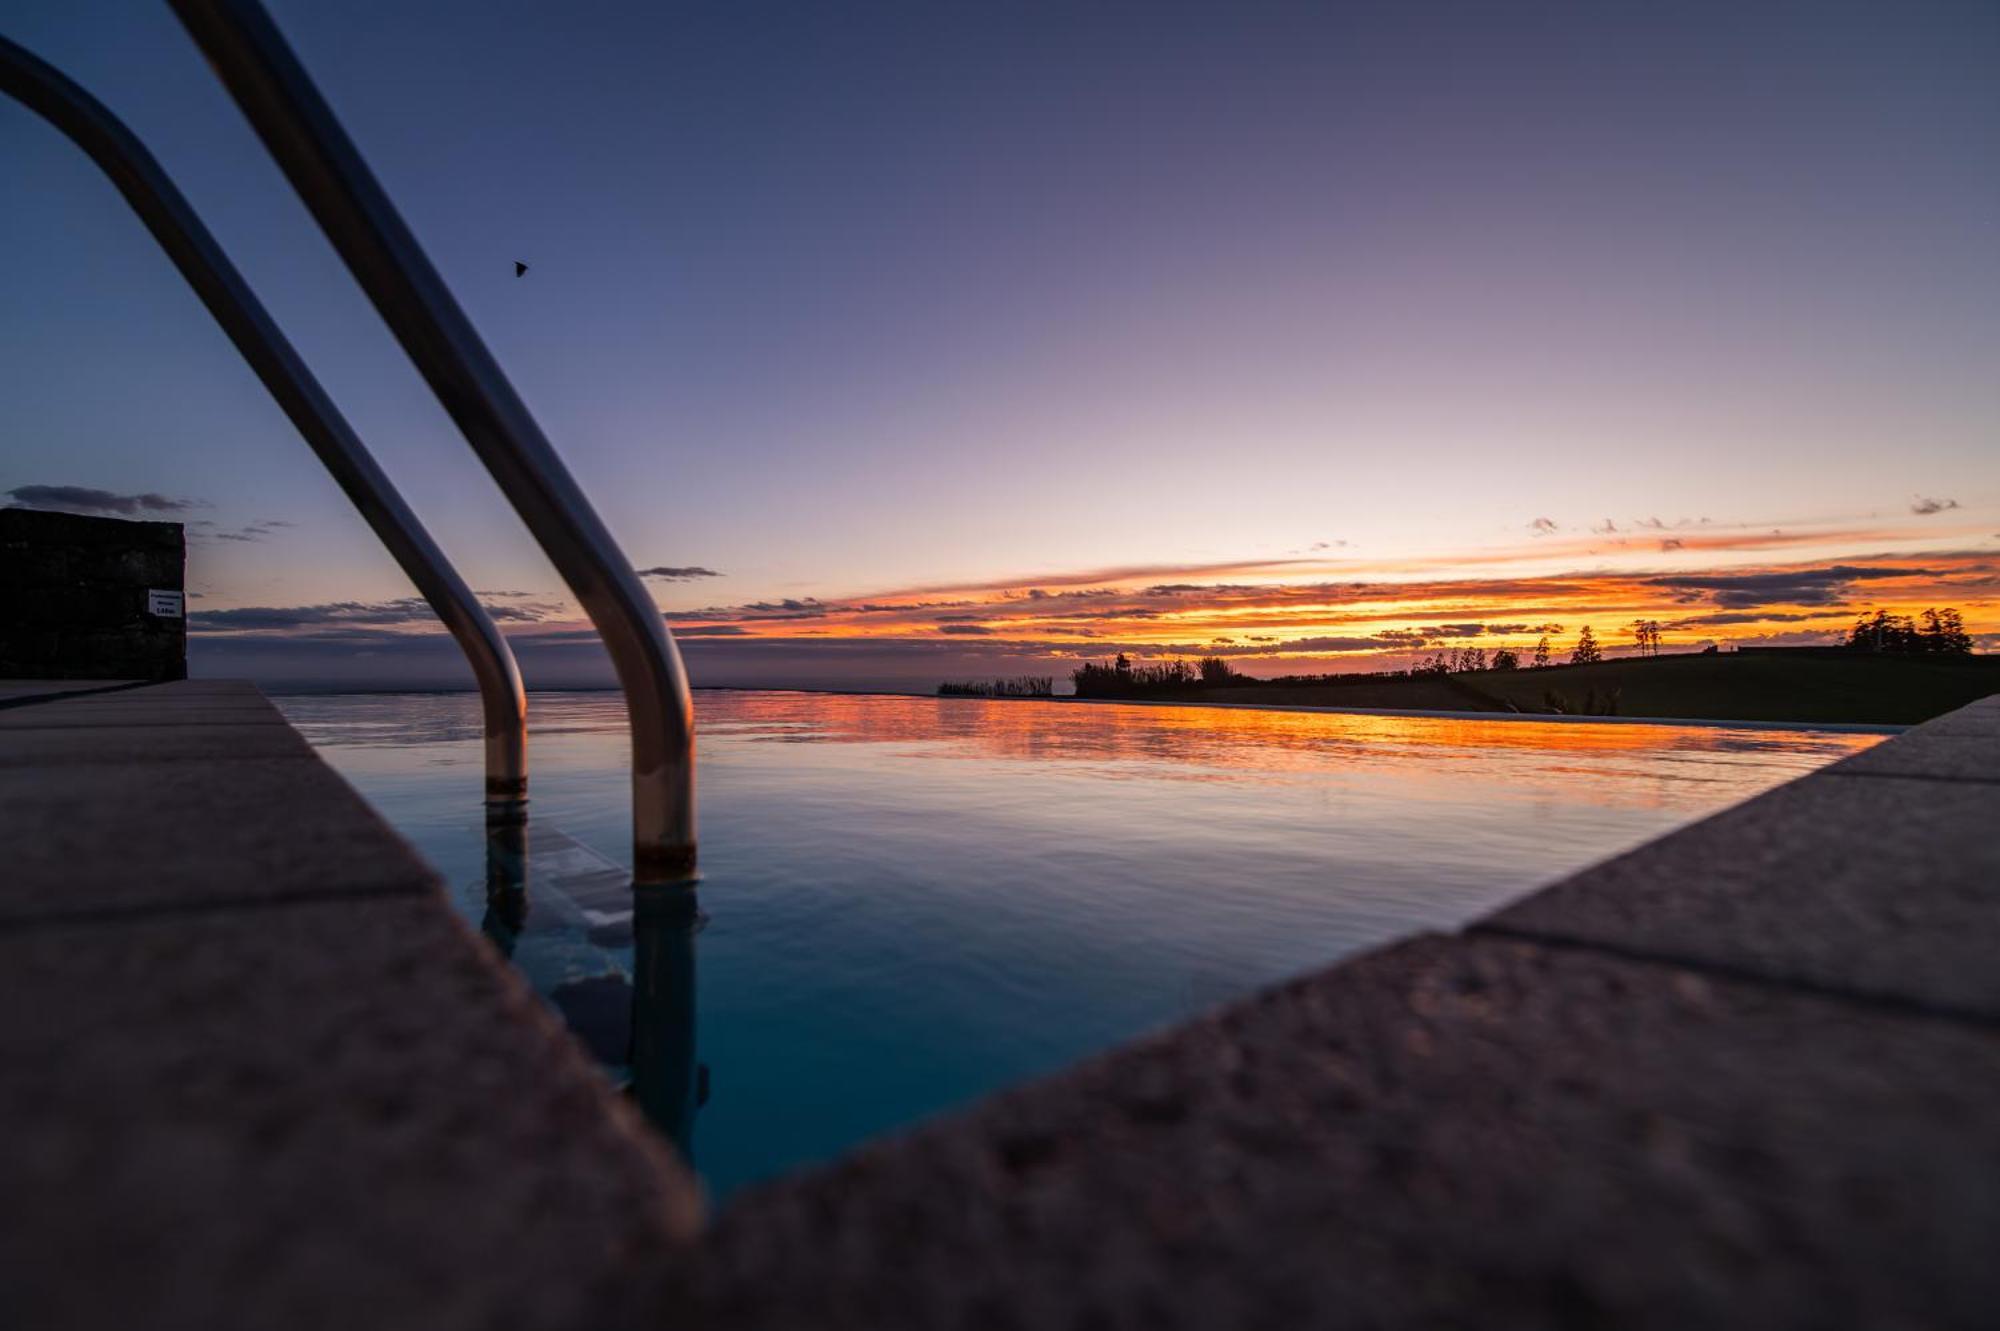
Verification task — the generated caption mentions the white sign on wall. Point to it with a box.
[147,589,185,619]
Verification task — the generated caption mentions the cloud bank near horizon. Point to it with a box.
[188,518,2000,688]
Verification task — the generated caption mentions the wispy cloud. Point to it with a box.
[1667,610,1841,628]
[192,600,440,631]
[1641,564,1935,609]
[6,484,197,515]
[638,566,723,581]
[1911,496,1960,516]
[193,595,561,631]
[208,520,293,543]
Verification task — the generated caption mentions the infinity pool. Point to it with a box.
[278,689,1879,1199]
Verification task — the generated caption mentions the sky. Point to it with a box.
[4,0,1996,690]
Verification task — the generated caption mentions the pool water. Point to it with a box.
[277,689,1879,1200]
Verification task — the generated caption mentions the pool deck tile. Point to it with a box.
[1822,722,2000,783]
[0,896,700,1331]
[0,678,144,704]
[666,931,2000,1331]
[0,718,316,766]
[0,680,703,1331]
[0,677,291,727]
[0,701,296,728]
[0,754,440,922]
[1481,705,2000,1020]
[1914,697,2000,738]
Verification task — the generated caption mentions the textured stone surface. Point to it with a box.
[0,754,435,921]
[1909,695,2000,739]
[1820,697,2000,782]
[0,682,416,924]
[663,933,2000,1331]
[0,681,286,727]
[0,898,700,1331]
[0,679,142,704]
[44,679,258,699]
[1482,769,2000,1018]
[0,705,295,729]
[1827,730,2000,782]
[0,719,315,766]
[0,687,292,728]
[0,678,704,1330]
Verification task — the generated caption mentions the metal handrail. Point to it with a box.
[0,34,529,810]
[172,0,698,886]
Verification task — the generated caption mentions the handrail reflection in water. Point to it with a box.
[480,824,705,1161]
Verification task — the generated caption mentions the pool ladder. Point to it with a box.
[2,0,697,885]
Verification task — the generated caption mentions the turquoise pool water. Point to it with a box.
[277,689,1877,1200]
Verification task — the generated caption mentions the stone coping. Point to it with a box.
[1486,696,2000,1020]
[0,681,700,1330]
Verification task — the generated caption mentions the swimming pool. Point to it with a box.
[277,689,1879,1200]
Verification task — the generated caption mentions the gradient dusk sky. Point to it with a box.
[4,0,1996,689]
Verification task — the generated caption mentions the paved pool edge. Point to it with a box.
[0,679,703,1330]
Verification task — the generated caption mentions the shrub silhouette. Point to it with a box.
[938,677,1054,698]
[1073,655,1237,698]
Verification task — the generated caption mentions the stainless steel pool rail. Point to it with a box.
[171,0,699,886]
[0,34,529,812]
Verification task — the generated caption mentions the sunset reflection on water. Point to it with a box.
[703,691,1875,805]
[281,689,1877,1198]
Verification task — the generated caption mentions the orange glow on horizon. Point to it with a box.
[641,538,2000,671]
[190,520,2000,674]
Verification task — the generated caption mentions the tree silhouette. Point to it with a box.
[1532,635,1552,669]
[1491,648,1520,671]
[1918,607,1973,654]
[1073,654,1232,697]
[1571,626,1602,665]
[1844,608,1971,654]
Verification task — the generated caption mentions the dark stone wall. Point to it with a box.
[0,508,186,681]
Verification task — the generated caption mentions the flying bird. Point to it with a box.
[514,261,529,278]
